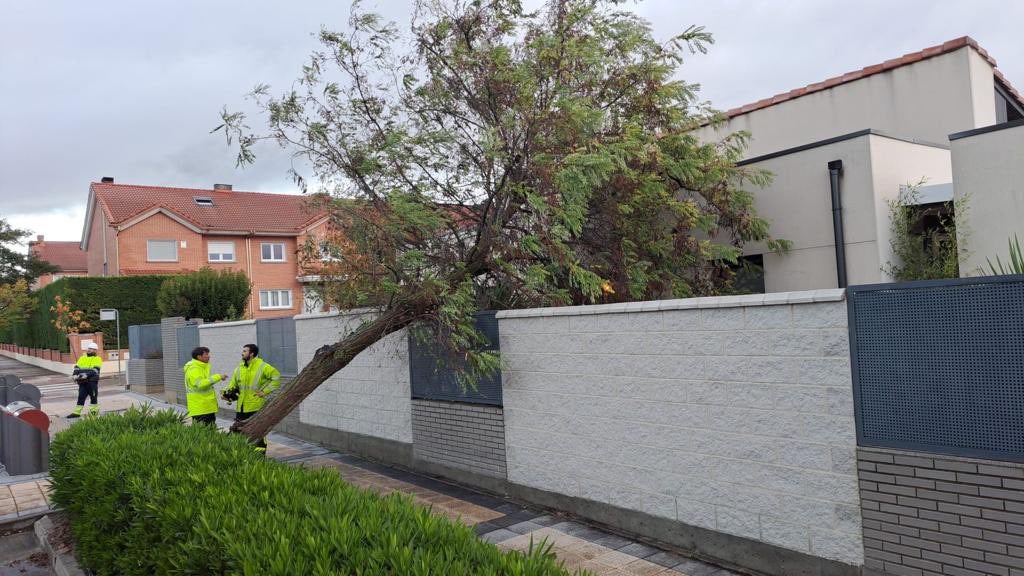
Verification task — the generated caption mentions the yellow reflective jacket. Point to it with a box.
[224,357,281,413]
[73,354,103,382]
[183,359,222,417]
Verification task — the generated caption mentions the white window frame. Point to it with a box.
[259,289,293,310]
[146,239,178,262]
[260,242,286,262]
[207,241,236,263]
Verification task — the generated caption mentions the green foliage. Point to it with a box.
[50,407,576,576]
[0,279,33,333]
[156,268,251,321]
[220,0,787,383]
[0,217,58,285]
[987,234,1024,275]
[883,182,969,281]
[0,276,166,351]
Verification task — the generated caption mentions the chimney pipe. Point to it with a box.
[36,235,44,243]
[213,183,232,191]
[100,176,114,183]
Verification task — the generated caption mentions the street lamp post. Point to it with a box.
[99,309,122,388]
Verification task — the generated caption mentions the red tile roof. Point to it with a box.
[720,36,1023,120]
[29,241,87,272]
[90,182,327,234]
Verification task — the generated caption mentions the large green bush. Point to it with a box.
[156,267,250,321]
[0,276,166,351]
[50,407,573,576]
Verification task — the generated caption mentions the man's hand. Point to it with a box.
[254,390,267,398]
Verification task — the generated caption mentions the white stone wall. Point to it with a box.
[295,311,412,444]
[198,320,257,410]
[498,290,862,566]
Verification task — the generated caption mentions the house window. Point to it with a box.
[261,242,286,262]
[193,197,215,207]
[259,289,293,310]
[147,240,178,262]
[318,240,336,261]
[207,241,236,262]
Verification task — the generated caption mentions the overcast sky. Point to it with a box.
[2,0,1021,246]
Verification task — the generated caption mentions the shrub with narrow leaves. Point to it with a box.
[49,407,578,576]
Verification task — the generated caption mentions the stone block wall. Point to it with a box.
[198,320,257,411]
[295,311,412,444]
[160,317,189,405]
[126,358,163,394]
[498,290,862,568]
[411,399,507,478]
[859,447,1024,576]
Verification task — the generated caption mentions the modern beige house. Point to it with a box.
[696,37,1024,292]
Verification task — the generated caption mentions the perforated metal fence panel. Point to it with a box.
[256,317,298,377]
[176,324,200,370]
[408,311,502,406]
[848,275,1024,462]
[129,324,163,359]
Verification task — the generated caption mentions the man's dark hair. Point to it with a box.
[191,346,210,360]
[243,343,259,357]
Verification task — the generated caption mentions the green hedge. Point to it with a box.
[0,276,166,351]
[49,407,575,576]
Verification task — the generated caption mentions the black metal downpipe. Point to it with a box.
[828,160,847,288]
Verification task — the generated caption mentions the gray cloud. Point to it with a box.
[2,0,1021,241]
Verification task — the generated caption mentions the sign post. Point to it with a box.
[99,309,122,388]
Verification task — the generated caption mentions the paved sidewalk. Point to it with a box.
[0,479,51,524]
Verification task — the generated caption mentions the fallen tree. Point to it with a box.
[218,0,786,440]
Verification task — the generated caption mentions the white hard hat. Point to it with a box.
[86,342,99,350]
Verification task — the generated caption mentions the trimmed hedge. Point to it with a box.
[49,407,575,576]
[0,276,166,351]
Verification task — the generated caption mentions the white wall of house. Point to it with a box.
[739,133,951,292]
[952,122,1024,275]
[696,47,995,159]
[498,291,862,566]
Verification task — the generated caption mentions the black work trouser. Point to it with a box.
[234,411,267,450]
[192,413,217,426]
[76,380,98,406]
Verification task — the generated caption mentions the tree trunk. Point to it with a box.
[233,297,431,440]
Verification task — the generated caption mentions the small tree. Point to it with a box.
[0,279,34,333]
[0,217,59,286]
[51,295,91,334]
[883,181,969,281]
[219,0,786,440]
[156,268,251,321]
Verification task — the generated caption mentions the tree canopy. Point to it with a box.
[219,0,785,438]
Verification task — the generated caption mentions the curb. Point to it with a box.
[33,515,85,576]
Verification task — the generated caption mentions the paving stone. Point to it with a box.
[507,521,546,535]
[646,551,688,568]
[481,528,518,543]
[592,533,637,550]
[618,542,663,560]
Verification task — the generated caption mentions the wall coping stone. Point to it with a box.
[495,288,846,319]
[198,319,256,329]
[294,307,378,321]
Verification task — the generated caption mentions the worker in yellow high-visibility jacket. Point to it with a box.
[68,342,102,418]
[221,343,280,452]
[183,346,227,426]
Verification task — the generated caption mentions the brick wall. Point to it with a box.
[198,320,257,411]
[412,399,507,478]
[295,311,412,443]
[859,447,1024,576]
[497,291,862,567]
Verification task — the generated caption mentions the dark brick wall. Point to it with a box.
[411,399,507,479]
[859,447,1024,576]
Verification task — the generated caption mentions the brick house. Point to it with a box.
[28,235,88,289]
[80,178,331,318]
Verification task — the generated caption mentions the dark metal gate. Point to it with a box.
[848,275,1024,462]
